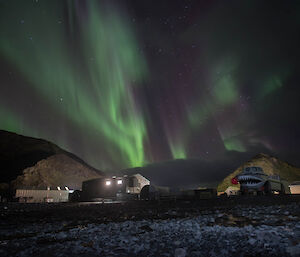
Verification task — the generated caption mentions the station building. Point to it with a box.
[15,187,71,203]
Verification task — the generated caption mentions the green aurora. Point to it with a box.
[0,0,298,171]
[0,1,148,169]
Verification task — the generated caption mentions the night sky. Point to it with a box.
[1,0,300,179]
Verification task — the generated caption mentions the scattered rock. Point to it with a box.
[174,248,186,257]
[286,244,300,257]
[139,225,153,232]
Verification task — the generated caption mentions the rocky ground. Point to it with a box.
[0,195,299,257]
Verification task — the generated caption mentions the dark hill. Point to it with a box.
[217,153,300,192]
[0,130,103,188]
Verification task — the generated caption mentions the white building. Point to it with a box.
[15,188,69,203]
[126,173,150,194]
[289,182,300,194]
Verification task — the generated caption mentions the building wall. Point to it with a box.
[127,174,150,194]
[15,189,69,203]
[82,178,127,200]
[82,174,150,200]
[289,185,300,194]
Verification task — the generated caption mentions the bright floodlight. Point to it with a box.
[117,180,122,185]
[105,180,111,186]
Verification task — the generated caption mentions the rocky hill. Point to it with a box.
[217,153,300,192]
[0,130,103,189]
[12,154,101,190]
[0,130,63,183]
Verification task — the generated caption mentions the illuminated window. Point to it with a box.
[117,180,122,185]
[105,180,111,186]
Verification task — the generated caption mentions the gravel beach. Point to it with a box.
[1,195,299,256]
